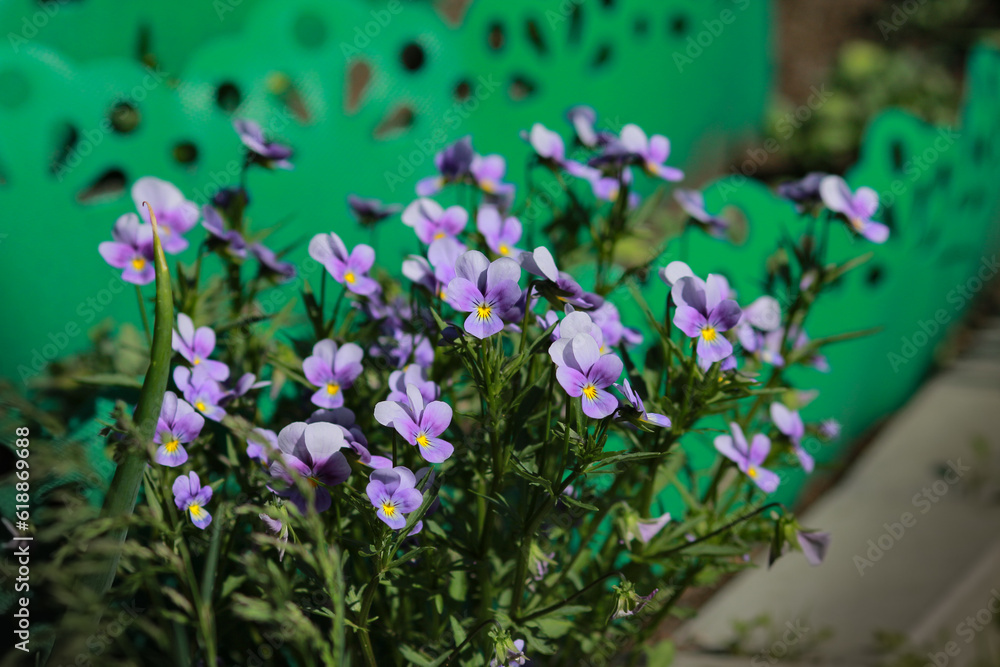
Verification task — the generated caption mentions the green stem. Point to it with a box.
[135,285,152,346]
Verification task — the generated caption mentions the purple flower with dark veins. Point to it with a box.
[309,231,378,295]
[374,385,454,463]
[416,136,475,196]
[246,427,278,464]
[470,154,514,197]
[770,402,812,472]
[173,471,213,529]
[614,378,671,428]
[477,205,522,258]
[518,246,596,310]
[447,250,522,339]
[307,407,371,463]
[618,124,683,182]
[251,243,297,282]
[366,466,423,530]
[777,172,827,205]
[348,194,401,227]
[154,391,205,467]
[524,123,598,179]
[820,175,889,243]
[234,118,293,170]
[132,177,199,254]
[796,530,832,566]
[302,339,364,409]
[98,213,155,285]
[402,199,468,245]
[174,367,230,422]
[230,372,270,399]
[172,313,230,381]
[566,105,599,147]
[714,423,780,493]
[201,205,247,258]
[387,365,439,405]
[268,422,352,513]
[672,276,742,363]
[550,332,623,419]
[675,188,728,238]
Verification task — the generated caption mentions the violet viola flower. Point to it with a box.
[387,365,439,404]
[672,276,742,363]
[154,391,205,467]
[714,423,780,493]
[589,297,643,348]
[201,205,247,258]
[402,199,468,245]
[777,172,827,205]
[250,242,297,282]
[550,333,623,419]
[172,313,230,381]
[524,123,597,179]
[548,311,609,357]
[233,118,293,170]
[173,367,229,422]
[132,177,199,254]
[309,231,379,295]
[246,427,278,464]
[306,407,372,464]
[518,246,596,310]
[618,124,683,182]
[446,250,522,339]
[366,466,423,530]
[173,471,213,529]
[566,105,599,147]
[477,205,522,258]
[302,339,364,409]
[98,213,155,285]
[614,378,671,428]
[610,582,658,621]
[230,372,270,399]
[347,194,401,227]
[416,136,475,196]
[770,402,812,472]
[622,510,672,545]
[374,385,454,463]
[269,422,352,513]
[819,175,889,243]
[470,154,514,196]
[796,530,832,566]
[490,638,528,667]
[675,189,728,238]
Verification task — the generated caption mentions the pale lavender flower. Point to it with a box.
[819,418,841,440]
[251,243,297,282]
[173,471,213,529]
[234,118,293,169]
[797,530,831,566]
[477,205,522,257]
[714,423,780,493]
[154,391,204,467]
[309,231,378,295]
[617,124,683,182]
[550,333,623,419]
[447,250,522,339]
[402,198,468,245]
[348,194,401,227]
[374,385,454,463]
[172,313,229,381]
[416,136,474,196]
[132,177,199,254]
[387,365,439,404]
[173,367,229,422]
[201,205,247,258]
[268,422,352,513]
[777,172,827,204]
[366,466,423,530]
[675,188,728,238]
[470,154,514,197]
[770,402,812,472]
[615,378,671,428]
[672,276,742,363]
[524,123,598,179]
[246,427,278,464]
[98,213,155,285]
[820,175,889,243]
[307,407,372,464]
[302,339,364,409]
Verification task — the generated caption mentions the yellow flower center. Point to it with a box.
[701,326,717,342]
[481,180,496,194]
[608,186,619,201]
[499,244,510,256]
[189,504,203,518]
[326,382,340,395]
[850,217,864,231]
[416,433,430,448]
[747,467,758,479]
[433,232,447,241]
[131,257,146,271]
[382,502,397,517]
[165,439,180,453]
[160,226,171,235]
[438,288,446,300]
[193,357,201,365]
[344,271,356,284]
[645,160,660,175]
[195,401,207,412]
[582,384,598,401]
[476,303,492,320]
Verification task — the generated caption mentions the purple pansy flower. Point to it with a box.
[387,365,439,405]
[234,118,293,170]
[819,175,889,243]
[566,105,599,147]
[307,407,372,464]
[374,385,454,463]
[172,471,213,529]
[172,313,229,382]
[672,276,742,363]
[610,583,658,621]
[302,339,364,409]
[518,246,596,310]
[402,199,468,245]
[770,402,812,472]
[348,194,401,227]
[477,205,522,257]
[790,327,829,372]
[246,427,278,464]
[615,378,671,428]
[524,123,597,179]
[617,124,683,182]
[777,172,827,204]
[250,242,297,282]
[309,231,378,295]
[98,213,155,285]
[268,422,352,513]
[548,311,609,358]
[201,205,247,258]
[658,260,695,288]
[154,391,205,467]
[446,250,522,339]
[132,177,199,254]
[550,333,623,419]
[173,367,229,422]
[796,530,832,566]
[589,298,643,348]
[416,136,475,196]
[213,186,249,210]
[490,638,528,667]
[675,189,728,238]
[714,423,780,493]
[230,372,270,399]
[366,466,423,530]
[470,154,514,196]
